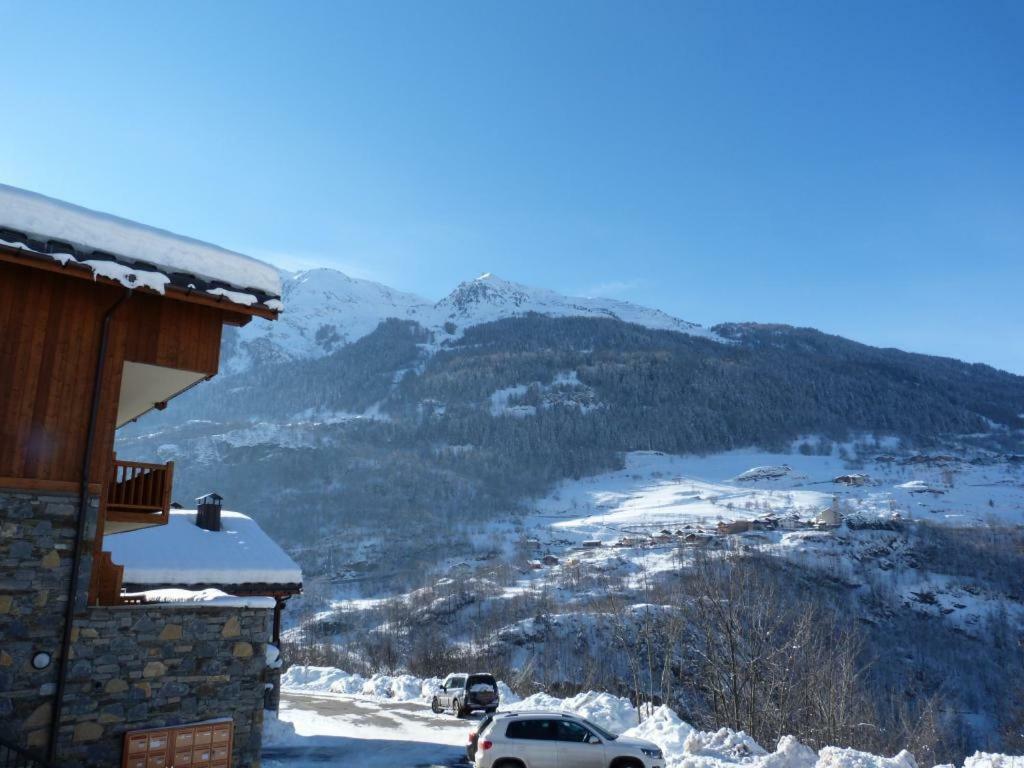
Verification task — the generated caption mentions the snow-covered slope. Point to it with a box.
[436,272,720,340]
[225,269,719,371]
[226,268,432,372]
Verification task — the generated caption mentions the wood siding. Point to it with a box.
[0,259,228,486]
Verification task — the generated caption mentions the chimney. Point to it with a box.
[195,492,223,532]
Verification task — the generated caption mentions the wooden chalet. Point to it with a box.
[0,185,292,767]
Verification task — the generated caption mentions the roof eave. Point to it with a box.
[0,243,280,321]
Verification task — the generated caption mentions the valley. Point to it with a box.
[114,267,1024,763]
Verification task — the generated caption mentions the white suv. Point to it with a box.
[473,711,666,768]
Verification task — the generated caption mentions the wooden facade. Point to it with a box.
[0,246,275,605]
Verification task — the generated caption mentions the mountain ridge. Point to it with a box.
[224,268,720,372]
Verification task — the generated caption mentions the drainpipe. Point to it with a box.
[47,289,131,764]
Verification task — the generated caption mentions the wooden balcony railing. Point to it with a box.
[105,455,174,526]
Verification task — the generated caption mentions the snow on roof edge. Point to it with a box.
[0,184,282,307]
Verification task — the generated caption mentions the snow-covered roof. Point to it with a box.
[107,509,302,590]
[0,184,282,310]
[124,588,277,609]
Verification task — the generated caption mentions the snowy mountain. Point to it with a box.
[434,272,719,340]
[223,269,718,371]
[224,268,432,372]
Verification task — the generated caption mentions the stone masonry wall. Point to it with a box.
[0,488,98,754]
[1,488,274,767]
[58,604,273,767]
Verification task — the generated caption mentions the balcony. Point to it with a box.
[104,455,175,534]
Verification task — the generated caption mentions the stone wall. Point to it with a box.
[1,487,275,767]
[58,604,273,767]
[0,488,98,754]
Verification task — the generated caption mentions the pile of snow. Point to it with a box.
[962,754,1024,768]
[621,706,695,758]
[505,690,638,734]
[684,726,768,761]
[816,747,918,768]
[280,666,358,693]
[621,712,923,768]
[359,673,424,702]
[497,681,521,704]
[281,666,517,705]
[261,710,299,748]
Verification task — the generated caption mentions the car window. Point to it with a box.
[452,676,466,689]
[506,719,557,740]
[556,720,594,743]
[442,676,453,689]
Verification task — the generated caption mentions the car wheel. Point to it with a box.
[430,696,442,714]
[454,698,467,718]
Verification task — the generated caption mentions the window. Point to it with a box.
[506,719,557,740]
[451,676,466,689]
[557,721,594,743]
[467,673,497,688]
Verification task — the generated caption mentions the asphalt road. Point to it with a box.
[262,692,478,767]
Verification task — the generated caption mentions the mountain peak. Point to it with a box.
[224,266,720,372]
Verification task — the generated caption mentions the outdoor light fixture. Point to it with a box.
[31,651,51,670]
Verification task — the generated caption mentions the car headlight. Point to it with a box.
[641,747,664,759]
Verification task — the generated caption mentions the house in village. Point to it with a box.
[0,185,298,767]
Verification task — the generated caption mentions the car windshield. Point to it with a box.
[579,717,617,741]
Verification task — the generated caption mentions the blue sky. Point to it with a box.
[2,1,1022,372]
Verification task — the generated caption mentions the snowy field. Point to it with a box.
[531,448,1024,539]
[266,668,1024,768]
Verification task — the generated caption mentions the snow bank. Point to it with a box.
[281,666,358,693]
[281,666,515,705]
[358,673,424,701]
[963,755,1024,768]
[505,690,638,734]
[261,710,300,748]
[683,726,768,763]
[621,707,924,768]
[498,681,521,704]
[276,671,1024,768]
[622,706,695,758]
[816,747,918,768]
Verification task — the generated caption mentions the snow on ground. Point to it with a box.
[263,692,468,767]
[531,449,1024,543]
[267,680,1022,768]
